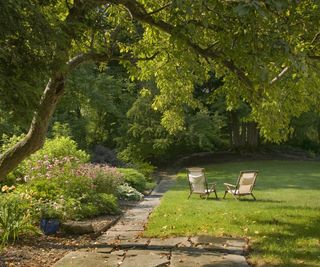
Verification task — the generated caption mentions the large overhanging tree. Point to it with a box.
[0,0,320,180]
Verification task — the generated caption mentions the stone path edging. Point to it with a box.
[53,174,249,267]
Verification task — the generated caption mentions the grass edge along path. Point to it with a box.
[143,160,320,267]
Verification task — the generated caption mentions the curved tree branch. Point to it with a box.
[108,0,254,89]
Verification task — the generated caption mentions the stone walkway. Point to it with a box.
[53,175,249,267]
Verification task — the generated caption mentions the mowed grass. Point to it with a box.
[144,161,320,266]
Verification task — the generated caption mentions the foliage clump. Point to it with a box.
[117,183,144,201]
[118,168,147,193]
[0,135,154,244]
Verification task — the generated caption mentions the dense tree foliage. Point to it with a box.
[1,0,320,179]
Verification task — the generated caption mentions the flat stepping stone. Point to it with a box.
[148,237,189,248]
[52,251,121,267]
[190,235,246,254]
[116,238,150,248]
[112,224,145,231]
[171,249,249,267]
[120,249,170,267]
[101,230,141,240]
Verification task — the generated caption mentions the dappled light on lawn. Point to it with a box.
[144,161,320,266]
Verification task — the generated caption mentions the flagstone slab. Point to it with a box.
[52,251,121,267]
[121,249,170,267]
[148,237,189,248]
[116,238,150,248]
[170,249,223,267]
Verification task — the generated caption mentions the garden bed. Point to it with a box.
[0,201,140,267]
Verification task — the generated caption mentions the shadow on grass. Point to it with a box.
[249,216,320,266]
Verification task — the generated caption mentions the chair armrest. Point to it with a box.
[208,182,216,189]
[224,183,235,188]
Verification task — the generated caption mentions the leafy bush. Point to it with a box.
[33,136,89,163]
[118,168,147,193]
[73,193,119,219]
[0,193,37,246]
[133,161,156,179]
[76,203,100,219]
[93,168,124,195]
[17,161,122,221]
[0,134,26,154]
[90,193,119,215]
[1,135,89,182]
[117,183,144,201]
[57,175,93,200]
[91,145,124,166]
[146,182,156,191]
[39,200,64,220]
[26,178,63,201]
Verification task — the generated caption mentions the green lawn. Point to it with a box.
[144,160,320,266]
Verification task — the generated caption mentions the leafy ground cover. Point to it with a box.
[144,160,320,266]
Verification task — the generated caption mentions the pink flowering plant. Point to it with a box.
[23,155,81,182]
[0,136,89,183]
[17,160,123,220]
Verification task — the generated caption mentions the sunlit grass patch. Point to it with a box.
[144,161,320,266]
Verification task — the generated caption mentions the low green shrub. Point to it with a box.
[39,200,64,220]
[118,168,147,193]
[76,203,100,219]
[146,181,156,191]
[133,162,156,180]
[92,168,124,195]
[57,175,93,200]
[74,193,119,219]
[25,178,63,201]
[32,136,89,163]
[92,193,119,214]
[0,193,37,246]
[117,183,144,201]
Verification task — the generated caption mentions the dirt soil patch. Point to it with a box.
[0,214,125,266]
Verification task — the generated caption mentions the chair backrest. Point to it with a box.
[236,170,258,194]
[186,167,207,193]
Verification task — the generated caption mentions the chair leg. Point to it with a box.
[223,191,227,199]
[214,190,218,199]
[231,194,239,201]
[251,193,256,200]
[188,192,192,199]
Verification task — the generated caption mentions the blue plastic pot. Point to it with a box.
[40,218,60,235]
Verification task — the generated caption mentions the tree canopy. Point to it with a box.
[1,0,320,179]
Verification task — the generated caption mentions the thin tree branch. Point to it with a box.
[147,2,172,15]
[65,0,71,11]
[270,66,290,85]
[311,32,320,45]
[67,51,160,71]
[308,55,320,60]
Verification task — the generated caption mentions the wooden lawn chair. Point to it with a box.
[187,167,218,199]
[223,170,258,200]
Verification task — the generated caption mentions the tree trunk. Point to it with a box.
[0,74,65,180]
[230,111,241,149]
[240,122,247,147]
[246,122,259,149]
